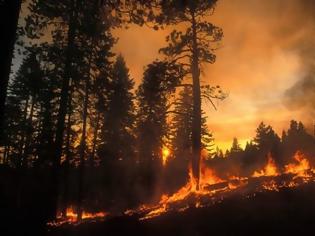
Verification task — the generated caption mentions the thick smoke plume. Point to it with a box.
[283,0,315,123]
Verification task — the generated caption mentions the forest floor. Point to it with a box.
[45,182,315,236]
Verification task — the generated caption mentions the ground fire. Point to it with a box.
[3,1,315,235]
[47,207,107,227]
[124,151,315,221]
[48,150,315,226]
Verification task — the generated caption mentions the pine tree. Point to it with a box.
[136,60,183,198]
[157,0,224,187]
[230,138,242,154]
[253,122,281,166]
[168,86,214,190]
[0,0,22,136]
[3,51,44,167]
[99,55,135,163]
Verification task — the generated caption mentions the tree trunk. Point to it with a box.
[18,97,29,166]
[3,145,8,164]
[61,79,73,218]
[0,0,22,140]
[22,96,35,168]
[52,0,77,220]
[77,67,91,221]
[90,111,100,167]
[191,11,202,190]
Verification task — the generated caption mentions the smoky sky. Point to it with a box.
[282,0,315,120]
[12,0,315,151]
[113,0,315,150]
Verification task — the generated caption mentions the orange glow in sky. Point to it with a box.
[113,0,315,151]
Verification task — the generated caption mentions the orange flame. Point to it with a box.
[253,153,279,177]
[162,147,170,166]
[285,151,311,178]
[48,207,107,226]
[137,164,224,220]
[53,151,315,224]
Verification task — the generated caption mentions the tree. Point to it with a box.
[2,50,44,167]
[99,55,135,164]
[73,0,115,220]
[96,55,135,210]
[167,87,192,191]
[168,86,214,191]
[282,120,315,163]
[25,0,83,219]
[253,122,281,166]
[136,60,183,198]
[157,0,224,188]
[22,0,118,219]
[230,137,242,154]
[254,122,280,151]
[0,0,23,138]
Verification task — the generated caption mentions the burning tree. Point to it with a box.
[157,0,224,188]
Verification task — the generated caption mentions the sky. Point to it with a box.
[112,0,315,151]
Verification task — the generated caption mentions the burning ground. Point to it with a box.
[46,151,315,236]
[127,151,315,220]
[47,151,315,227]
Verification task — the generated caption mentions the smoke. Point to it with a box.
[282,0,315,121]
[284,71,315,114]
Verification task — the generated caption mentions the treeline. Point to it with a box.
[208,120,315,178]
[0,0,226,222]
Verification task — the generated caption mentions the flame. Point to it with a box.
[129,151,315,220]
[200,167,224,187]
[134,165,225,220]
[51,151,315,225]
[253,153,279,177]
[61,206,107,220]
[162,147,170,166]
[48,207,107,227]
[285,151,311,178]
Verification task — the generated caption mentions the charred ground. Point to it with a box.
[46,181,315,236]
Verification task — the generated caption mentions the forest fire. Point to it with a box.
[252,153,279,177]
[124,151,315,221]
[47,207,107,227]
[46,151,315,227]
[285,151,312,178]
[3,0,315,235]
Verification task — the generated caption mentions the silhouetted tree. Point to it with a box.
[230,138,242,154]
[96,55,135,210]
[158,0,223,187]
[167,86,214,191]
[282,120,315,164]
[2,51,44,167]
[136,60,183,199]
[0,0,22,138]
[99,55,135,164]
[254,122,280,153]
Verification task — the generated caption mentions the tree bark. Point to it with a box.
[22,96,35,168]
[61,80,73,218]
[191,11,202,190]
[18,97,29,166]
[0,0,22,141]
[90,111,100,167]
[77,64,91,221]
[52,0,77,220]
